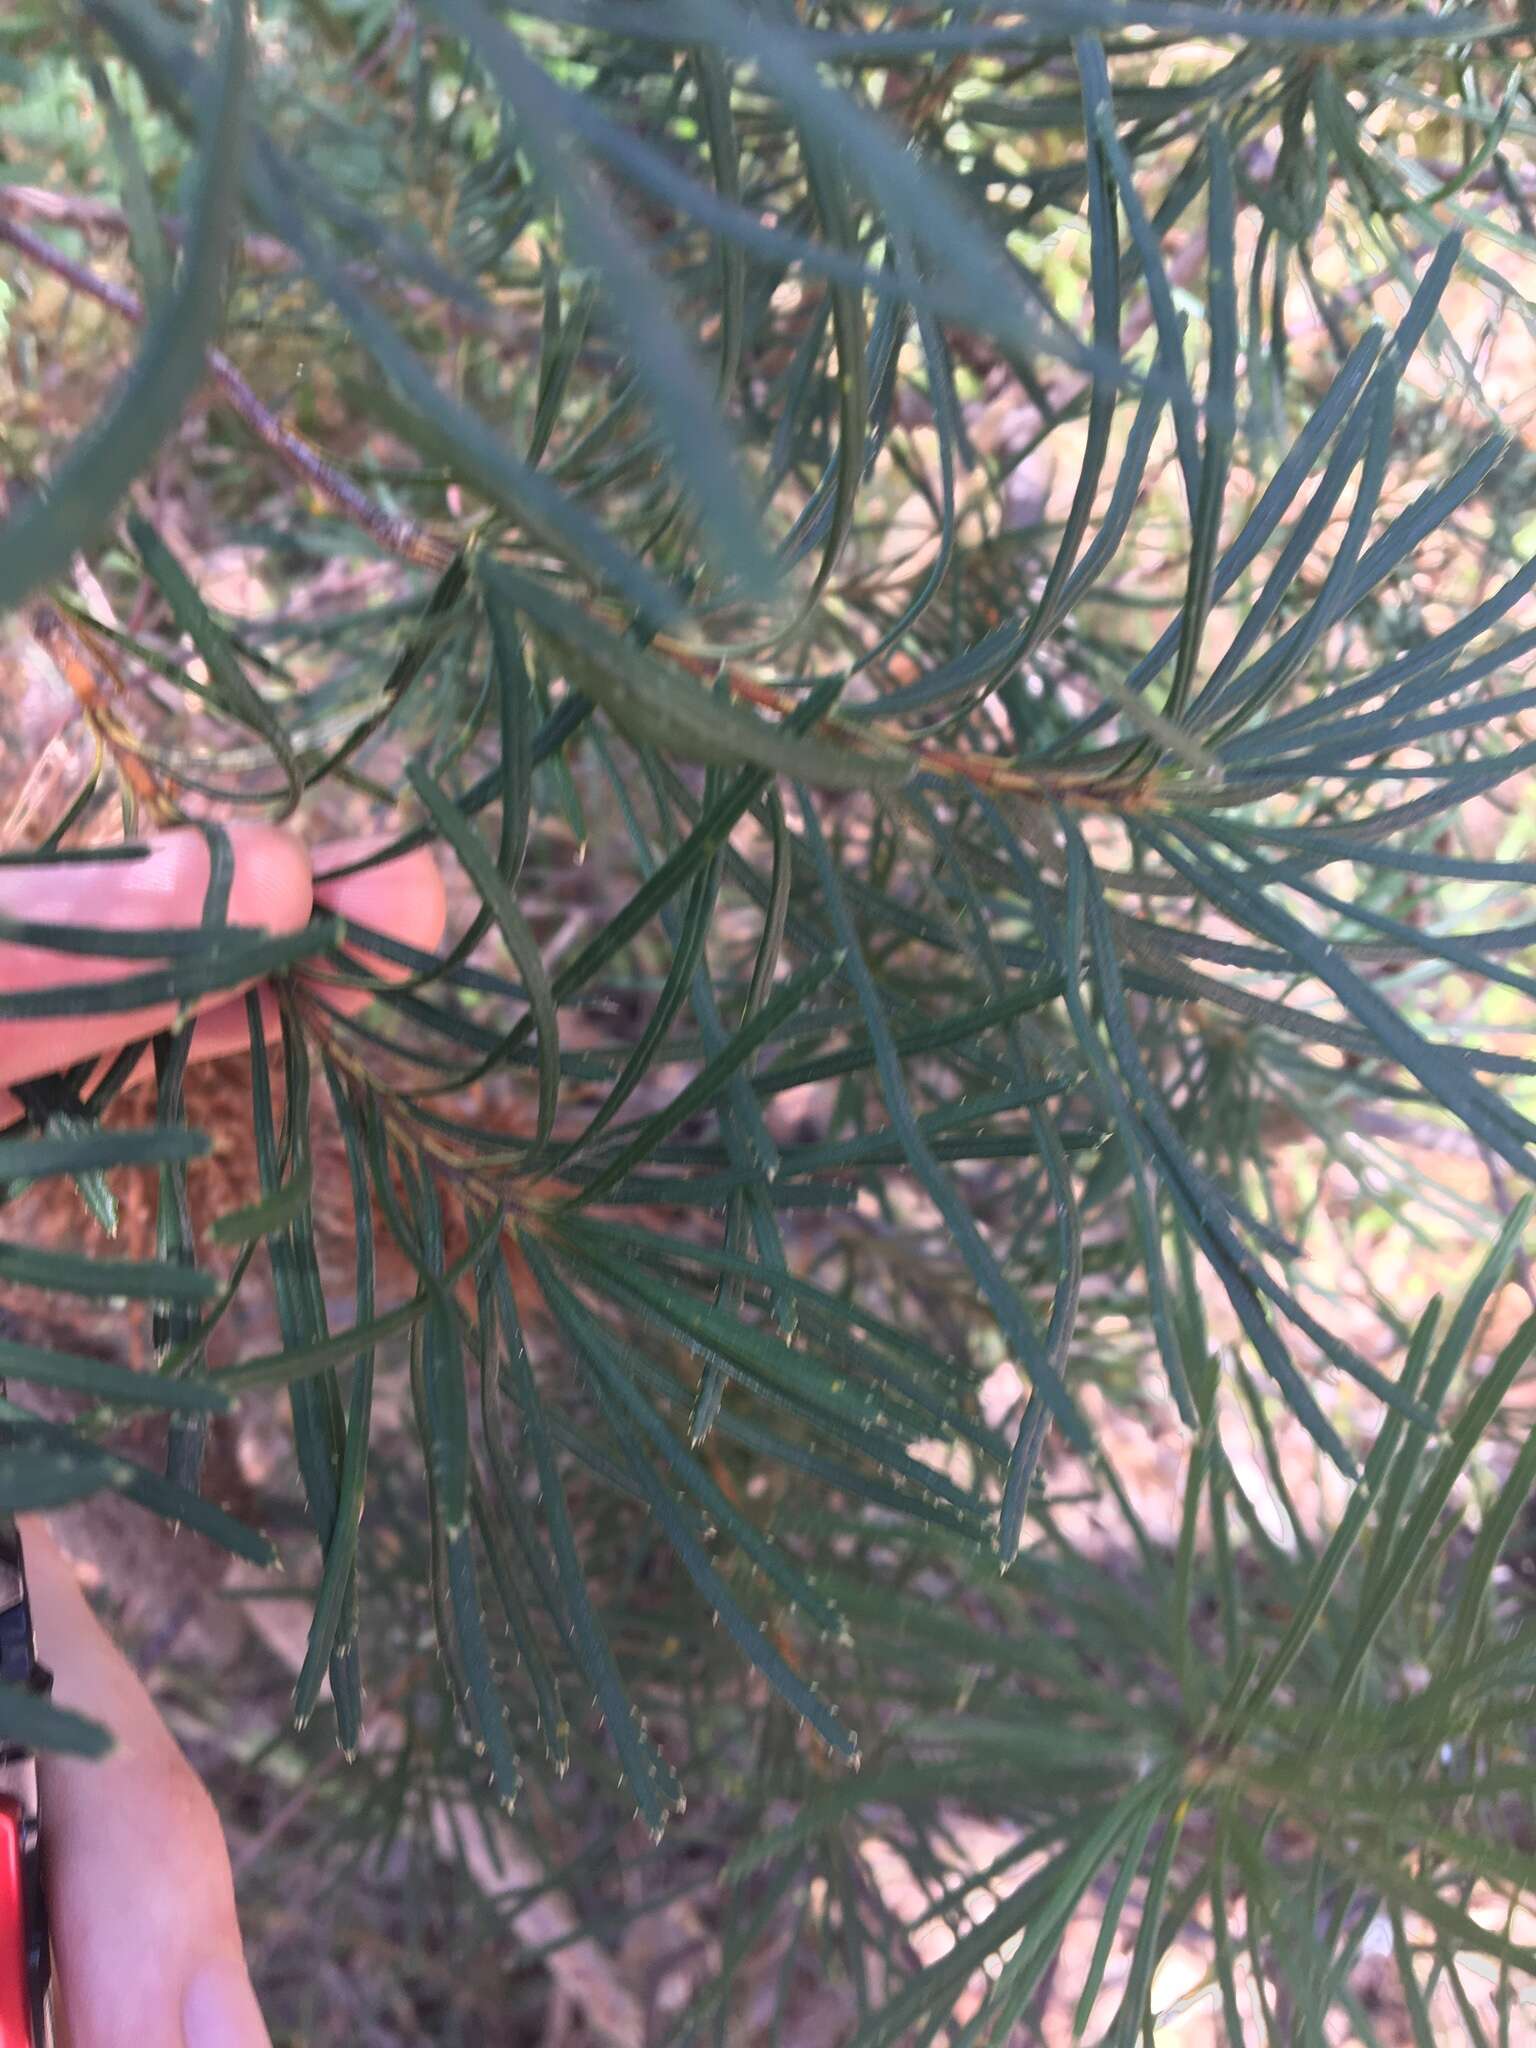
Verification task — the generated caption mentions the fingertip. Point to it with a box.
[222,823,314,936]
[313,836,448,975]
[0,826,314,1094]
[0,825,312,946]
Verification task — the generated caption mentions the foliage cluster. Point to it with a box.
[3,2,1536,2039]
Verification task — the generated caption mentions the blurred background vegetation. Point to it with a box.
[3,3,1536,2042]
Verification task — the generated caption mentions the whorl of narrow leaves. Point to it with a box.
[2,1,1535,2036]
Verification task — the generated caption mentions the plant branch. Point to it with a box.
[0,210,454,572]
[0,182,524,340]
[0,206,1158,815]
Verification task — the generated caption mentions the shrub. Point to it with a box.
[3,2,1535,2039]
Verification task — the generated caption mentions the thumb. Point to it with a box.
[18,1521,269,2048]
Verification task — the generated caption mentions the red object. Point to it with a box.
[0,1799,32,2048]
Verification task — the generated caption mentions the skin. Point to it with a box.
[1,826,447,2046]
[0,824,447,1109]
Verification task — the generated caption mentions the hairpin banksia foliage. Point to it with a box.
[3,0,1536,2038]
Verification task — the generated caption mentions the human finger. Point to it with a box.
[303,832,448,1016]
[18,1519,270,2048]
[0,826,312,1101]
[107,835,450,1070]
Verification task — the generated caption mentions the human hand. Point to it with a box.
[0,824,446,2045]
[19,1518,268,2048]
[0,822,446,1111]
